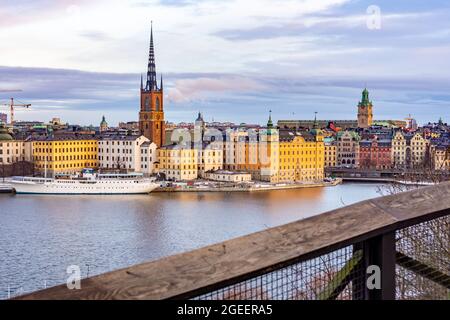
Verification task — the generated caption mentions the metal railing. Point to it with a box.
[16,182,450,300]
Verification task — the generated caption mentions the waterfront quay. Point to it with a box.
[155,178,342,193]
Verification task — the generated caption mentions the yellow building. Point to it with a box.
[156,143,198,181]
[278,128,325,183]
[197,142,223,177]
[223,116,279,182]
[30,135,98,176]
[324,138,337,168]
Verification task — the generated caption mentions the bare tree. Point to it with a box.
[377,169,449,300]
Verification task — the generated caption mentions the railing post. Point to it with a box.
[360,231,396,300]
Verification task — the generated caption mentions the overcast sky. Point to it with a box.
[0,0,449,126]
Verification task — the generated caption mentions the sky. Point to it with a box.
[0,0,449,126]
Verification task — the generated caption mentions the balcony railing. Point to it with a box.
[16,181,450,300]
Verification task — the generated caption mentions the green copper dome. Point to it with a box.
[0,122,13,141]
[360,88,370,105]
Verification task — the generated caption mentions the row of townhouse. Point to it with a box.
[324,129,448,171]
[156,117,325,183]
[0,130,159,177]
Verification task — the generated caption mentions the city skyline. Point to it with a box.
[1,0,450,126]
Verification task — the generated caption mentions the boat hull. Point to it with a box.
[9,180,159,195]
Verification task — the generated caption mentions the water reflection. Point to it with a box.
[0,183,383,298]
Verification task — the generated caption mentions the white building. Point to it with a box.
[0,122,32,165]
[139,141,158,176]
[98,135,156,174]
[204,170,252,183]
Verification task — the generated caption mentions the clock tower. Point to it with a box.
[357,88,373,128]
[139,23,165,147]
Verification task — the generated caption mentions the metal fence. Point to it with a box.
[191,215,449,300]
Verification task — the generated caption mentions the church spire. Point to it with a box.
[267,110,273,128]
[160,74,163,90]
[313,111,318,129]
[146,21,158,91]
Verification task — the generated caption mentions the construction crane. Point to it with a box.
[0,97,31,125]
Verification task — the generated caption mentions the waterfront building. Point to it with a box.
[98,134,154,172]
[392,131,408,168]
[30,135,98,176]
[139,141,158,176]
[139,24,165,147]
[0,122,32,166]
[156,143,198,181]
[324,137,337,168]
[204,170,252,183]
[359,136,392,170]
[391,131,431,169]
[357,88,373,128]
[278,128,325,183]
[409,132,429,168]
[197,142,223,178]
[99,116,108,133]
[336,130,360,168]
[223,114,279,182]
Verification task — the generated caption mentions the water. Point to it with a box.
[0,182,384,298]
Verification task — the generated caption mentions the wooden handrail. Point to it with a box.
[16,181,450,300]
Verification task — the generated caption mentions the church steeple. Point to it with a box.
[145,21,158,91]
[313,111,318,129]
[139,22,166,147]
[267,110,273,128]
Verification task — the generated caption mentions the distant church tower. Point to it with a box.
[139,23,165,147]
[357,88,373,128]
[100,115,108,133]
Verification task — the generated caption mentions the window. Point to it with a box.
[155,97,160,111]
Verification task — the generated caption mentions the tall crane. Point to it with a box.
[0,92,31,125]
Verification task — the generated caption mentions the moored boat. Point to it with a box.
[8,169,159,195]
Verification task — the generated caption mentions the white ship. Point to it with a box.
[8,169,159,195]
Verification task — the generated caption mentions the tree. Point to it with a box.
[377,170,449,300]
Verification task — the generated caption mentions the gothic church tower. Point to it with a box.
[139,23,165,147]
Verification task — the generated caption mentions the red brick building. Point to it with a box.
[359,136,392,170]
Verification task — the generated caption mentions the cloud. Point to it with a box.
[79,31,111,41]
[167,76,267,103]
[1,65,449,126]
[1,0,450,125]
